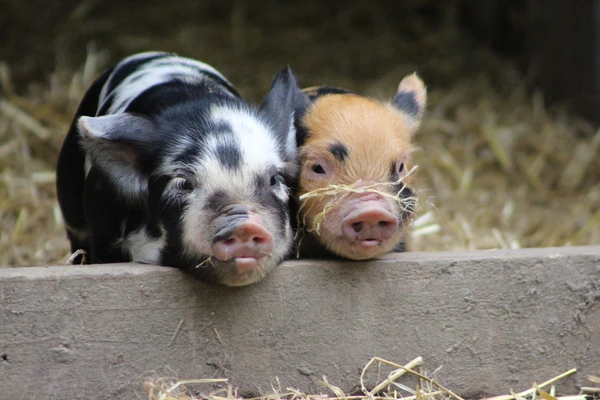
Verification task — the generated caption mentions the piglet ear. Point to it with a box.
[260,66,303,161]
[78,114,160,195]
[292,84,311,147]
[392,73,427,132]
[293,83,311,120]
[79,114,156,145]
[78,114,160,161]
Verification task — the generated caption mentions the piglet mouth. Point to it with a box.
[213,239,270,272]
[211,205,274,274]
[232,256,267,273]
[357,238,383,247]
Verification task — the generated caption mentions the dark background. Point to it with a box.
[2,0,599,123]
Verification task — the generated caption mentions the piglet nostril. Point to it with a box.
[253,235,268,245]
[378,220,394,228]
[342,207,399,242]
[212,220,274,261]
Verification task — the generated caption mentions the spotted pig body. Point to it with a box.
[56,52,300,286]
[293,74,427,260]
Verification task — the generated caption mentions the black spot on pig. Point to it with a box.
[104,53,166,95]
[97,92,116,115]
[215,142,241,170]
[173,144,204,167]
[329,142,349,162]
[192,70,240,97]
[206,190,229,212]
[303,86,354,101]
[392,91,419,117]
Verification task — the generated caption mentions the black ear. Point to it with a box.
[293,83,311,121]
[292,84,311,147]
[78,114,161,196]
[260,66,303,161]
[391,73,427,132]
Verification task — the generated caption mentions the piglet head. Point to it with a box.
[297,73,426,259]
[155,66,301,286]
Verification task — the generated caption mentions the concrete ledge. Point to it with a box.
[1,246,599,399]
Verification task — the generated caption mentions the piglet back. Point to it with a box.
[56,65,115,255]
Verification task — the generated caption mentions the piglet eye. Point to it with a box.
[311,164,325,174]
[398,163,405,173]
[174,177,194,191]
[270,172,285,186]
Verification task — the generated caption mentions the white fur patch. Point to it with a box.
[98,53,232,115]
[178,192,215,260]
[211,106,282,165]
[206,105,288,202]
[124,226,166,265]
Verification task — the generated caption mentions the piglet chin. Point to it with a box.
[232,255,271,274]
[359,239,383,247]
[211,253,272,287]
[334,239,398,260]
[212,245,269,272]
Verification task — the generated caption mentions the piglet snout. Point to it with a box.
[212,213,274,271]
[341,204,398,245]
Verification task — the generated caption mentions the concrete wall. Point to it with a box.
[1,246,599,399]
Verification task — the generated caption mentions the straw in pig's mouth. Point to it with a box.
[297,165,419,236]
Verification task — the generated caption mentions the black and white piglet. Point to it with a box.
[56,52,300,286]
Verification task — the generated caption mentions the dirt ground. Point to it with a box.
[1,1,599,266]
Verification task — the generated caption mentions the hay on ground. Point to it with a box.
[142,356,598,400]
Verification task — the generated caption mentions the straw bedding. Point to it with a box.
[0,3,598,266]
[141,357,598,400]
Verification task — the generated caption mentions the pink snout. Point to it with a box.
[212,220,274,271]
[341,205,398,246]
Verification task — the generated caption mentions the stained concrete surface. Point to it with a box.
[1,246,599,399]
